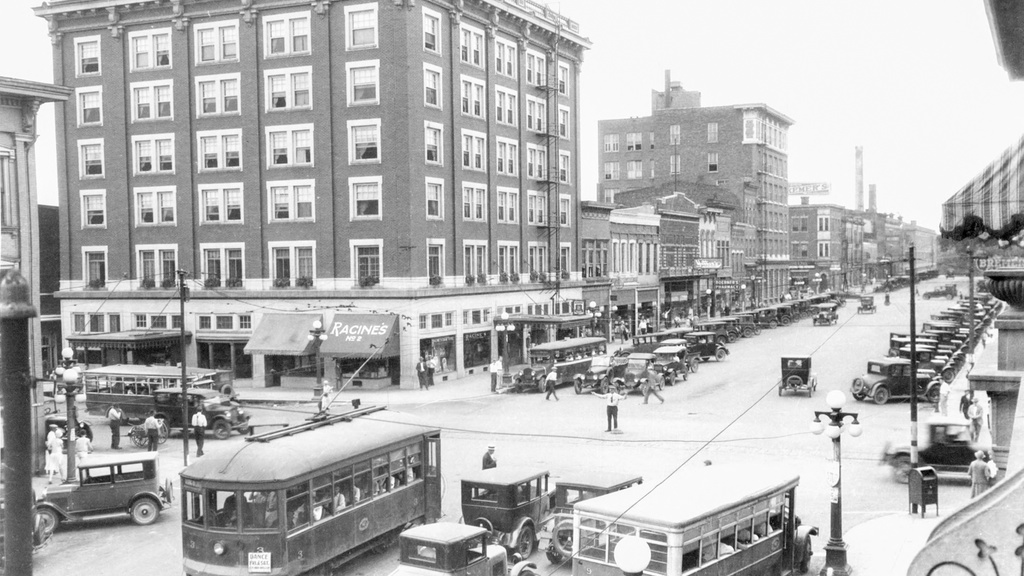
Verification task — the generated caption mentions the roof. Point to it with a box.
[654,345,685,354]
[659,339,687,346]
[553,471,643,491]
[686,331,716,337]
[627,353,657,360]
[461,466,550,486]
[401,522,487,544]
[574,465,799,529]
[181,410,439,484]
[782,355,811,361]
[75,451,159,469]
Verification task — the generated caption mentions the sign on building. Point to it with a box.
[787,182,831,196]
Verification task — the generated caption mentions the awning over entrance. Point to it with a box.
[942,133,1024,245]
[243,313,321,356]
[67,330,190,351]
[319,314,400,358]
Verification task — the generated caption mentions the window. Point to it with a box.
[527,190,547,225]
[423,64,442,107]
[495,38,517,77]
[528,243,548,273]
[526,96,546,132]
[462,184,486,221]
[75,36,101,76]
[559,195,571,226]
[348,119,380,164]
[463,242,487,276]
[707,122,719,143]
[76,87,102,126]
[350,176,382,220]
[80,190,106,228]
[269,180,315,221]
[133,135,175,175]
[425,177,443,219]
[707,152,719,173]
[818,241,830,258]
[271,242,316,283]
[498,243,520,275]
[461,130,486,171]
[202,244,244,285]
[526,50,546,86]
[83,247,107,286]
[198,130,242,171]
[352,241,382,281]
[78,139,104,178]
[603,188,619,203]
[460,76,485,118]
[345,4,378,50]
[558,63,570,95]
[196,74,240,115]
[626,132,642,151]
[267,125,313,167]
[427,242,444,277]
[129,29,171,71]
[195,21,238,64]
[495,88,517,126]
[604,134,621,152]
[347,61,379,105]
[264,12,310,56]
[558,106,570,138]
[669,124,681,145]
[670,154,680,175]
[603,161,619,180]
[818,215,830,232]
[459,24,483,66]
[559,151,571,183]
[265,67,311,111]
[200,184,243,223]
[135,186,176,225]
[425,122,443,164]
[131,81,173,122]
[527,144,547,180]
[559,245,571,276]
[497,187,518,223]
[138,245,177,284]
[496,138,518,176]
[423,8,440,53]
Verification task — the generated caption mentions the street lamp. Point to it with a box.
[495,312,515,382]
[53,347,84,483]
[588,301,602,337]
[740,283,747,311]
[705,288,713,319]
[308,319,328,399]
[614,534,651,576]
[809,390,862,576]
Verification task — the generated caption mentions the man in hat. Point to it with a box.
[969,450,989,497]
[967,396,984,442]
[482,445,497,470]
[106,404,124,449]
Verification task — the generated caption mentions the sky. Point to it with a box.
[4,0,1024,231]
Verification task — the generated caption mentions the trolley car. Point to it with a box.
[180,405,441,576]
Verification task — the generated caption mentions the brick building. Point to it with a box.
[36,0,591,389]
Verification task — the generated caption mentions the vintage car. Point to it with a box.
[729,313,763,337]
[811,303,839,326]
[857,295,876,314]
[683,332,729,362]
[652,344,689,384]
[850,357,940,405]
[922,284,958,300]
[44,414,94,451]
[391,523,540,576]
[36,452,172,531]
[153,387,249,439]
[691,319,738,344]
[659,338,700,373]
[779,356,817,396]
[772,303,797,326]
[888,333,941,357]
[573,355,622,394]
[608,353,662,392]
[881,418,993,483]
[895,346,958,383]
[461,467,554,558]
[749,307,780,329]
[537,471,643,564]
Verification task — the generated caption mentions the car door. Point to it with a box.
[70,464,118,515]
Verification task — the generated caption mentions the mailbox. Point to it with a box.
[909,466,938,517]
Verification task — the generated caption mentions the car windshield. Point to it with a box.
[590,356,611,369]
[655,352,676,363]
[625,359,649,371]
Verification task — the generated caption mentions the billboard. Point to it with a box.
[787,182,831,196]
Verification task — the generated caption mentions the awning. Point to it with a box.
[319,314,400,358]
[942,133,1024,247]
[67,330,190,351]
[243,313,322,356]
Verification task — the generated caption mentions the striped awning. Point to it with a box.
[941,134,1024,247]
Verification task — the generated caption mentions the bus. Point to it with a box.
[572,465,817,576]
[180,405,442,576]
[515,337,608,391]
[80,364,234,418]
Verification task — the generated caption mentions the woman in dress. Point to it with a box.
[45,425,63,483]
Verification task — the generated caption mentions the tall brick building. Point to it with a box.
[36,0,591,389]
[597,71,793,302]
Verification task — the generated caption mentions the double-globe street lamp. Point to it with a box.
[495,312,515,384]
[588,301,603,337]
[809,390,862,576]
[53,346,84,483]
[308,319,328,399]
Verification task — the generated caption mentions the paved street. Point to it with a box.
[30,278,987,576]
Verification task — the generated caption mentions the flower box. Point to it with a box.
[359,275,379,288]
[273,277,291,288]
[296,276,314,288]
[429,275,443,286]
[139,278,155,289]
[204,276,221,288]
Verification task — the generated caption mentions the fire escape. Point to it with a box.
[536,22,564,308]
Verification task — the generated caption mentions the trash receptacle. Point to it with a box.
[909,466,938,517]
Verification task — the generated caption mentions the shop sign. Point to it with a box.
[829,265,841,271]
[694,258,722,270]
[974,255,1024,271]
[464,331,489,342]
[248,550,272,574]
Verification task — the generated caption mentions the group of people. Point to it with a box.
[415,355,439,389]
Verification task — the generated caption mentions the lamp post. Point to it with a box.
[740,283,747,311]
[809,390,862,576]
[614,534,652,576]
[495,312,514,383]
[588,301,602,337]
[53,346,83,483]
[705,288,713,319]
[308,319,328,399]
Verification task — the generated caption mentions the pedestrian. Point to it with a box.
[482,444,497,469]
[968,397,984,442]
[144,410,161,452]
[985,452,998,484]
[938,380,950,416]
[638,317,648,335]
[969,450,989,497]
[75,433,93,467]
[960,392,972,420]
[416,356,428,389]
[641,367,665,404]
[319,390,331,413]
[426,355,436,389]
[592,386,628,432]
[45,424,62,484]
[490,357,502,392]
[191,409,208,457]
[106,404,124,449]
[544,369,559,401]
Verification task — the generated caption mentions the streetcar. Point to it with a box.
[572,465,817,576]
[180,405,441,576]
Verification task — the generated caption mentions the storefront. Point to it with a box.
[196,336,252,379]
[462,331,491,369]
[319,313,401,390]
[243,313,322,387]
[419,335,456,376]
[66,330,189,368]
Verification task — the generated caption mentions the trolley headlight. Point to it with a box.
[213,541,226,555]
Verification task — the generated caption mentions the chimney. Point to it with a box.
[664,69,672,108]
[855,146,864,211]
[868,184,877,212]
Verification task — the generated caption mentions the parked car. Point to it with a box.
[811,303,838,326]
[461,467,554,558]
[608,353,660,392]
[691,319,737,344]
[729,313,763,337]
[659,338,700,373]
[895,346,958,383]
[922,284,958,300]
[652,344,689,384]
[779,356,817,397]
[391,522,540,576]
[573,355,620,394]
[153,387,249,440]
[850,358,940,405]
[881,418,991,483]
[683,332,729,362]
[35,452,172,531]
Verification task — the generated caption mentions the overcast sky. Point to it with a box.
[5,0,1024,230]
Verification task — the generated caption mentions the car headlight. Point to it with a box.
[851,378,864,392]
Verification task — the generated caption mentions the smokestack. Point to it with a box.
[869,184,877,213]
[855,146,864,211]
[664,69,672,108]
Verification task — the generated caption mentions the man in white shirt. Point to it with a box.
[592,387,628,432]
[191,410,208,457]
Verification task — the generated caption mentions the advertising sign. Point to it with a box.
[248,550,272,574]
[973,256,1024,271]
[694,258,722,270]
[787,182,831,196]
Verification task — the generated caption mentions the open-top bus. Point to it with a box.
[180,405,441,576]
[512,337,607,392]
[80,364,234,417]
[572,465,816,576]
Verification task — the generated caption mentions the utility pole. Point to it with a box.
[967,247,976,396]
[179,269,190,465]
[909,246,919,466]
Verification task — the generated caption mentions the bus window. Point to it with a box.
[700,535,718,563]
[407,444,422,482]
[577,518,608,561]
[242,490,278,529]
[184,490,204,526]
[353,461,371,503]
[210,491,238,529]
[312,474,333,522]
[286,483,309,532]
[719,524,737,556]
[372,455,389,496]
[637,531,668,573]
[333,471,353,511]
[681,539,700,572]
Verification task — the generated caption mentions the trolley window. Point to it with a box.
[312,474,333,522]
[408,443,422,482]
[286,483,309,532]
[242,490,278,530]
[209,490,238,530]
[353,460,371,503]
[389,448,407,490]
[372,455,389,496]
[184,490,204,526]
[333,469,354,511]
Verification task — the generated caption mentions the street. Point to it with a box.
[30,279,980,576]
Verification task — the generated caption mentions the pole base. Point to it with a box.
[819,542,853,576]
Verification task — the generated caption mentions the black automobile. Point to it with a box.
[881,419,988,483]
[573,355,620,394]
[652,344,689,384]
[682,332,729,362]
[849,358,940,405]
[922,284,958,300]
[608,353,660,392]
[153,388,249,440]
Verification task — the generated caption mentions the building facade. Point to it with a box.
[36,0,590,388]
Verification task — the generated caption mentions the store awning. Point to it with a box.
[942,133,1024,247]
[67,330,190,351]
[319,314,400,358]
[243,313,321,356]
[503,314,593,330]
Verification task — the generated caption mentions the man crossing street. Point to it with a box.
[191,410,208,457]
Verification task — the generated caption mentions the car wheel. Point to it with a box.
[130,497,161,526]
[926,386,940,404]
[212,419,232,440]
[769,319,779,329]
[742,327,753,338]
[36,507,60,535]
[941,368,955,383]
[947,293,954,300]
[894,455,912,484]
[715,349,727,362]
[726,333,737,343]
[780,317,792,326]
[220,384,235,397]
[872,386,890,405]
[516,525,536,558]
[786,376,804,388]
[717,336,729,346]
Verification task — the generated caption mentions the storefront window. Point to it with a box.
[462,331,490,368]
[420,336,455,374]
